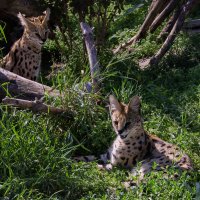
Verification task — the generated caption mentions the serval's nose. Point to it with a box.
[118,129,123,135]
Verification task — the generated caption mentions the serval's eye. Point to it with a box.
[45,30,49,37]
[114,121,118,126]
[35,33,40,38]
[125,122,131,128]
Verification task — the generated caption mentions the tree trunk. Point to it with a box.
[158,8,181,41]
[114,0,198,67]
[139,0,198,68]
[113,0,168,54]
[149,0,178,33]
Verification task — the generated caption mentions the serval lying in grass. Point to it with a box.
[0,8,50,81]
[75,95,193,182]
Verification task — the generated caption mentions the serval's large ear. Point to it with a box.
[42,8,50,25]
[109,95,122,113]
[18,13,34,28]
[128,96,140,113]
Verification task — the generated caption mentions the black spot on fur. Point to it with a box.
[121,157,125,160]
[132,159,136,165]
[161,143,165,147]
[137,136,140,140]
[25,62,28,69]
[138,146,142,151]
[144,134,148,145]
[180,157,187,163]
[124,158,129,166]
[112,153,117,159]
[167,145,172,148]
[160,149,166,153]
[147,142,152,151]
[139,140,143,145]
[106,152,110,160]
[27,72,29,77]
[132,142,136,146]
[18,68,21,74]
[17,57,23,66]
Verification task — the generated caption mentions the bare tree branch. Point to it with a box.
[2,97,71,116]
[80,22,100,93]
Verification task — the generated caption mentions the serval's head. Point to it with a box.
[18,8,50,44]
[109,95,143,139]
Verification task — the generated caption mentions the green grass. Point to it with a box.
[0,1,200,199]
[0,61,200,199]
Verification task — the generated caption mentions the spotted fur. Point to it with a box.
[0,8,50,81]
[75,95,193,180]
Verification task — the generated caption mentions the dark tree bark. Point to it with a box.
[0,0,41,16]
[0,68,61,101]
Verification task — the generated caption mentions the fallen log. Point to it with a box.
[183,19,200,29]
[183,28,200,34]
[183,19,200,34]
[2,97,69,115]
[0,67,61,101]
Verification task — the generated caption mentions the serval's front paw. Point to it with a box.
[97,163,113,171]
